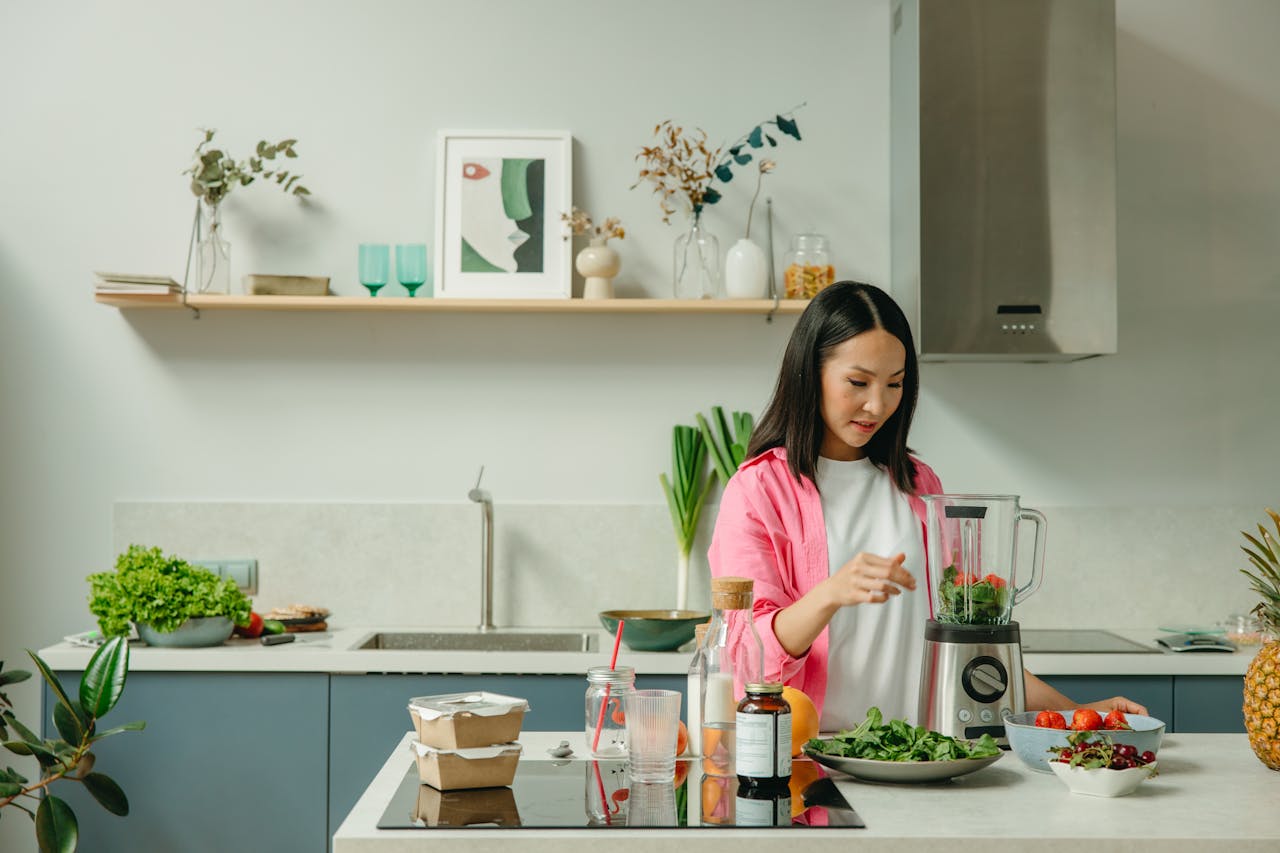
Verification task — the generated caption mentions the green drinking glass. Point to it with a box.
[358,243,390,297]
[395,244,429,297]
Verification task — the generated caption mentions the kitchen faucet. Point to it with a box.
[467,467,495,632]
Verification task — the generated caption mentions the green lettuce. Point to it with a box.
[88,544,251,636]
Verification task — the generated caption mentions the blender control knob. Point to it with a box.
[961,656,1009,704]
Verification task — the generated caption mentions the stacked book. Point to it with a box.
[93,272,182,295]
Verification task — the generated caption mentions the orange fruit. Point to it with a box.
[783,686,819,757]
[788,758,822,817]
[675,720,689,756]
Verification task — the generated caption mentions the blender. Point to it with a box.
[917,494,1046,745]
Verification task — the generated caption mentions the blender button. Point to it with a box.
[1000,708,1013,719]
[979,708,995,723]
[957,709,973,723]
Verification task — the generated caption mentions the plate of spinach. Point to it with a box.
[803,707,1003,783]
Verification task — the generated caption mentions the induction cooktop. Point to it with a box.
[1018,629,1159,654]
[377,758,865,830]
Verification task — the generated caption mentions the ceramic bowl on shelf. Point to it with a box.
[1003,711,1165,772]
[1049,759,1157,797]
[597,610,709,652]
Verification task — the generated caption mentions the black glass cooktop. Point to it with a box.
[377,758,865,830]
[1019,629,1159,654]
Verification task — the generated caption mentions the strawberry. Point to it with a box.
[1070,708,1104,731]
[1103,709,1131,730]
[1035,710,1067,729]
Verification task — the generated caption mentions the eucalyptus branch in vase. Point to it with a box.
[181,128,312,294]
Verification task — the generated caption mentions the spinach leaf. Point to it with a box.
[806,707,1001,762]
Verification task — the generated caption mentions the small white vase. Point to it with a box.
[723,237,768,299]
[575,239,621,299]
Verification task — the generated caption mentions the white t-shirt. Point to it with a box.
[815,456,928,731]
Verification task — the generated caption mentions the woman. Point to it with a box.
[708,281,1146,729]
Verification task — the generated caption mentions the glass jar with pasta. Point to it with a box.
[782,233,835,299]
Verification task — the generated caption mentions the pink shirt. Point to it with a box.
[706,446,944,721]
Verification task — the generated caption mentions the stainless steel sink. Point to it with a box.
[356,631,598,653]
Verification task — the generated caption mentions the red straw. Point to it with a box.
[591,619,626,753]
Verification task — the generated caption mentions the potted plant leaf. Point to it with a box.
[87,545,252,647]
[1,637,145,853]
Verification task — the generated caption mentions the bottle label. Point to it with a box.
[734,793,791,826]
[736,711,792,778]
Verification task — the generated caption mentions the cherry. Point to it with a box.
[1140,751,1156,764]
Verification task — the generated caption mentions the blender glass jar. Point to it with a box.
[922,494,1046,625]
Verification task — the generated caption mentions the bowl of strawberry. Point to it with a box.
[1048,730,1159,797]
[1004,708,1164,772]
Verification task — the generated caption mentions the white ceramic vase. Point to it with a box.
[575,238,621,299]
[723,237,768,299]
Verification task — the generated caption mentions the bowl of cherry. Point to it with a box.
[1048,731,1159,797]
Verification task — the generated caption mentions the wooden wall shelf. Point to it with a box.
[94,293,809,315]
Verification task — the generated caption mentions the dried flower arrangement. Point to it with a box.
[560,207,626,244]
[632,105,803,224]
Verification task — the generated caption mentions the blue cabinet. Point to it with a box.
[1173,676,1245,733]
[43,672,329,853]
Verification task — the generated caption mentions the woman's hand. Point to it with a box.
[1078,696,1150,716]
[823,551,916,606]
[771,551,916,659]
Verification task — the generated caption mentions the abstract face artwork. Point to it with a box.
[459,158,545,274]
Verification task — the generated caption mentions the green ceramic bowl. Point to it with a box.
[598,610,710,652]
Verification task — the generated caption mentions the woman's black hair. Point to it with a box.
[747,281,920,494]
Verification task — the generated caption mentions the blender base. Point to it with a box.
[918,620,1025,745]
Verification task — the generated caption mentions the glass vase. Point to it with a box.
[196,203,231,295]
[673,217,719,299]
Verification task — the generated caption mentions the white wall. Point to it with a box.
[2,0,1279,846]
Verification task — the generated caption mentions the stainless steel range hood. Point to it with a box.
[891,0,1117,362]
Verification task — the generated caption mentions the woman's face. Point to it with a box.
[818,328,907,460]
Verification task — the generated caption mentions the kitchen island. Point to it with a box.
[35,628,1261,853]
[335,730,1280,853]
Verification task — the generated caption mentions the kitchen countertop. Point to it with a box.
[36,627,1261,676]
[333,730,1280,852]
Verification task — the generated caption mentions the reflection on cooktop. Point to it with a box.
[1019,629,1159,654]
[376,758,866,830]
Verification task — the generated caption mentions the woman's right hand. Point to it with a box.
[773,551,917,658]
[823,551,916,607]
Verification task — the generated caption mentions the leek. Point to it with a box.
[660,424,714,610]
[697,405,755,486]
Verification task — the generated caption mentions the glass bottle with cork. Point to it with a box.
[701,576,767,777]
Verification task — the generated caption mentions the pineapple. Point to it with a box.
[1240,508,1280,770]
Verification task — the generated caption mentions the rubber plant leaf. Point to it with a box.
[79,636,129,720]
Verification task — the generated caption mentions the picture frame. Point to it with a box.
[433,130,573,299]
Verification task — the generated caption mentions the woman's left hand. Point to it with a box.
[1078,696,1149,716]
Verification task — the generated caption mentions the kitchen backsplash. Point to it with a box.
[114,502,1262,631]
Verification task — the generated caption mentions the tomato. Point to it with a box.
[1034,710,1067,729]
[982,573,1007,588]
[1070,708,1104,731]
[1103,709,1131,730]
